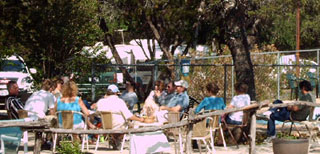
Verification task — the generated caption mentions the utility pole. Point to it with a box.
[296,0,301,77]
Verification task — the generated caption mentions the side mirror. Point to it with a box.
[29,68,37,74]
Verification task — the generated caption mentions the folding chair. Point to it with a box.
[222,111,250,148]
[281,107,315,138]
[53,111,89,152]
[192,117,215,154]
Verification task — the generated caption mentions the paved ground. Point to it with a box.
[15,128,320,154]
[1,109,320,154]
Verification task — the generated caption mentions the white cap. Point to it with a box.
[107,84,119,93]
[175,80,189,88]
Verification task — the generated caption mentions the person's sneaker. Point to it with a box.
[264,135,276,143]
[263,111,272,119]
[100,136,105,143]
[112,141,121,150]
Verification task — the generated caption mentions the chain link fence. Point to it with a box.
[76,49,320,109]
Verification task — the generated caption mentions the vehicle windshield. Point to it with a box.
[0,60,27,73]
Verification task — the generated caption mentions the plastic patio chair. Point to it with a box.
[53,111,89,152]
[164,111,184,154]
[94,111,129,153]
[18,109,37,154]
[286,73,298,100]
[0,119,24,154]
[192,117,216,154]
[204,110,227,150]
[307,72,318,98]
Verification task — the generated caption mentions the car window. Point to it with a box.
[0,60,27,73]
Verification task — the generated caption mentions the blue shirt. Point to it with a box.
[57,96,82,125]
[120,91,138,112]
[167,91,189,114]
[195,97,226,114]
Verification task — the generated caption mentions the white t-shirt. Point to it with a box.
[228,94,251,122]
[97,95,133,129]
[24,90,55,119]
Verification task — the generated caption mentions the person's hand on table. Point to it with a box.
[139,117,144,122]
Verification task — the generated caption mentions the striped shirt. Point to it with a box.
[5,96,24,119]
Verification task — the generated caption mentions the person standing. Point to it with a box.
[120,81,138,113]
[24,79,56,120]
[5,81,24,119]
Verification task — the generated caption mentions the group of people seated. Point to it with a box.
[5,75,316,150]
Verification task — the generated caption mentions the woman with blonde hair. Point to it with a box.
[54,81,91,129]
[147,80,166,105]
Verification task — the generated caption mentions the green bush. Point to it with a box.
[57,140,83,154]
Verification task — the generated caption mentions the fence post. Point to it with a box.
[249,111,257,154]
[33,131,42,154]
[186,111,194,154]
[232,61,234,97]
[317,50,319,97]
[91,63,96,102]
[224,64,227,105]
[277,52,280,99]
[154,62,158,85]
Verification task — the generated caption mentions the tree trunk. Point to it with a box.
[104,33,133,83]
[225,0,256,100]
[228,37,256,100]
[146,15,176,80]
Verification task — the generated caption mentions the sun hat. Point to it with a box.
[107,84,120,93]
[174,80,189,88]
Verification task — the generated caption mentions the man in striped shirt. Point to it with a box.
[5,81,24,119]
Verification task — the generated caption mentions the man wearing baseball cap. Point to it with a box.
[93,84,144,149]
[160,80,189,116]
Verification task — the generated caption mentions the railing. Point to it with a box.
[1,100,320,154]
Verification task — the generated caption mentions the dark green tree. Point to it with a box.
[0,0,103,79]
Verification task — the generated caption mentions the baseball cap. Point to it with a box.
[107,84,120,93]
[174,80,189,88]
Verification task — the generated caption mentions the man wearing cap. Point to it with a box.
[160,80,189,115]
[94,84,144,149]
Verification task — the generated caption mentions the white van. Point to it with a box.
[0,55,36,105]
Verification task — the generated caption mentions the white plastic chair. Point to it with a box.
[53,111,89,152]
[0,119,24,154]
[94,111,129,153]
[192,117,216,154]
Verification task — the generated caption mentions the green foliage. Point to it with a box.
[0,0,103,80]
[253,0,320,50]
[276,132,299,140]
[57,140,82,154]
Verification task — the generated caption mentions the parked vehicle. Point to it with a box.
[0,55,36,106]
